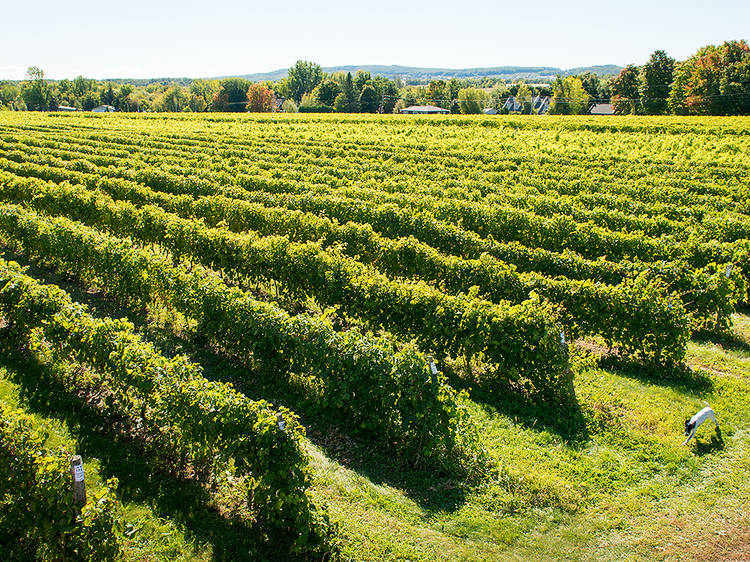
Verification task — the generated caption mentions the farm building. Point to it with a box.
[55,105,79,112]
[92,105,116,113]
[400,105,450,114]
[589,103,615,115]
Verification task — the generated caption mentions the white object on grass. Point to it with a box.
[682,405,719,445]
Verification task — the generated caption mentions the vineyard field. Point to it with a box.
[0,112,749,560]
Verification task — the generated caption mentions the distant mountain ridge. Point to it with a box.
[89,64,621,86]
[228,64,623,83]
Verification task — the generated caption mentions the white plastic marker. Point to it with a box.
[276,413,286,431]
[560,331,566,345]
[70,455,87,507]
[429,361,438,375]
[726,264,733,278]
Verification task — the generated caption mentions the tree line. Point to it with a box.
[608,40,750,115]
[2,40,748,115]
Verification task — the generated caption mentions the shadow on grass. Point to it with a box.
[691,429,725,457]
[0,345,306,562]
[0,249,469,515]
[456,376,590,446]
[596,355,714,394]
[185,343,469,516]
[692,328,750,356]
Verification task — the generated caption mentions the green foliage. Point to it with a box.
[0,258,336,553]
[668,40,750,115]
[458,88,488,114]
[3,135,746,360]
[189,79,220,112]
[0,400,122,560]
[21,66,54,111]
[299,90,334,112]
[639,50,675,114]
[610,65,641,114]
[334,73,359,113]
[0,83,20,109]
[353,70,372,93]
[359,84,379,113]
[0,206,481,468]
[372,76,399,113]
[0,175,579,389]
[1,109,749,560]
[427,80,450,109]
[313,79,340,107]
[286,60,324,103]
[212,77,252,112]
[281,98,298,113]
[549,76,590,115]
[152,85,189,112]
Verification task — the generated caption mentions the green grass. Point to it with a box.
[0,361,211,561]
[303,313,750,561]
[2,249,749,560]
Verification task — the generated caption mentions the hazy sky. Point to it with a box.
[2,0,748,80]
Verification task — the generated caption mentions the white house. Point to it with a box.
[502,95,550,114]
[532,95,550,114]
[400,105,449,114]
[92,105,115,113]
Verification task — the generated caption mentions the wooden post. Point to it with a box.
[70,455,87,509]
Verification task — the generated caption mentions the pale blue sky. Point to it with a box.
[2,0,748,80]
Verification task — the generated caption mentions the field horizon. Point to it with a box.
[0,112,748,560]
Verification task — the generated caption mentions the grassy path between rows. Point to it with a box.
[305,314,750,561]
[1,249,748,560]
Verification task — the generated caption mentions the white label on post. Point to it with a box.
[726,264,733,278]
[277,414,285,431]
[74,464,85,482]
[429,361,438,375]
[560,331,566,345]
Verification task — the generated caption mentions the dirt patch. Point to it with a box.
[700,522,750,561]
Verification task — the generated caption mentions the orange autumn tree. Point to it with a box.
[246,83,274,112]
[669,40,750,115]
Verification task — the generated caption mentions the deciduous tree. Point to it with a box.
[212,77,251,112]
[610,65,640,114]
[359,84,379,113]
[190,79,219,111]
[668,40,750,115]
[639,50,674,114]
[457,88,488,114]
[353,70,371,93]
[286,60,324,103]
[0,83,19,109]
[313,80,340,107]
[549,76,590,114]
[427,80,449,109]
[21,66,53,111]
[246,83,274,112]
